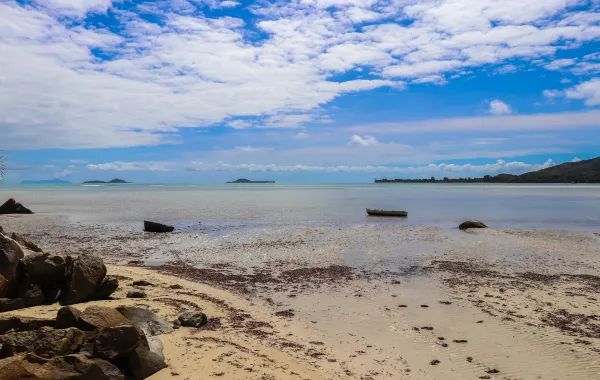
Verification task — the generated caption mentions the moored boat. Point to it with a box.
[366,208,408,217]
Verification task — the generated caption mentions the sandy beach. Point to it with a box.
[1,212,600,379]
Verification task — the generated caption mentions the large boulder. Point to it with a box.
[128,341,167,380]
[94,325,142,361]
[0,328,84,359]
[21,252,66,287]
[76,306,131,331]
[0,298,24,312]
[0,315,55,335]
[458,220,488,230]
[116,306,173,337]
[18,277,45,307]
[0,234,25,298]
[177,310,208,328]
[10,233,43,253]
[55,306,82,329]
[61,254,107,305]
[0,199,33,214]
[144,221,174,233]
[89,276,119,301]
[0,353,124,380]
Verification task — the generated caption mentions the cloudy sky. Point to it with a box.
[1,0,599,183]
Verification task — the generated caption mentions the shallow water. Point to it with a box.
[1,183,599,231]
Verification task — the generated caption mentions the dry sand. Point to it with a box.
[2,214,600,379]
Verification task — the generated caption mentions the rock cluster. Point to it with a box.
[0,231,118,311]
[458,220,488,230]
[0,305,169,379]
[0,199,33,214]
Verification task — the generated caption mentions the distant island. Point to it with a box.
[226,178,275,184]
[375,156,600,184]
[21,179,71,185]
[82,178,131,184]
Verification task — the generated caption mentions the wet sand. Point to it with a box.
[2,214,600,379]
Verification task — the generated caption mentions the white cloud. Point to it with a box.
[1,0,600,149]
[572,157,582,162]
[227,120,253,129]
[544,58,577,70]
[488,99,512,115]
[293,132,310,139]
[84,158,558,177]
[235,146,269,152]
[348,135,378,146]
[543,89,563,99]
[564,78,600,106]
[560,78,572,84]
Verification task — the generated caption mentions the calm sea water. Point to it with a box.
[1,184,599,231]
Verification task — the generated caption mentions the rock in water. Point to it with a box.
[10,233,43,253]
[0,199,33,214]
[89,276,119,301]
[177,310,208,328]
[0,298,24,313]
[61,253,107,305]
[18,277,45,307]
[144,221,175,233]
[117,306,174,337]
[0,233,25,298]
[458,220,488,230]
[21,252,66,287]
[94,325,141,361]
[76,306,131,331]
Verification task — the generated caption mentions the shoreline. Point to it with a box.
[1,214,599,379]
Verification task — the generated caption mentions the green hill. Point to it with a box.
[503,157,600,183]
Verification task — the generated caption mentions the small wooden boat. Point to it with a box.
[366,208,408,217]
[144,220,175,233]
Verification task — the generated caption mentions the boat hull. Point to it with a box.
[366,209,408,217]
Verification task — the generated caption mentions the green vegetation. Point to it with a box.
[83,178,131,184]
[375,157,600,184]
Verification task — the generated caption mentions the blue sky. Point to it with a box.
[1,0,600,183]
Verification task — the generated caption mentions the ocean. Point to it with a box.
[1,183,599,231]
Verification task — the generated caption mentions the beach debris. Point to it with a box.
[466,356,473,362]
[144,221,175,233]
[0,233,25,298]
[0,198,33,214]
[177,310,208,328]
[132,280,154,287]
[127,291,147,299]
[274,309,295,318]
[439,301,452,305]
[430,359,440,365]
[169,284,183,289]
[453,339,468,343]
[10,232,43,253]
[61,253,108,305]
[420,304,429,308]
[459,220,488,230]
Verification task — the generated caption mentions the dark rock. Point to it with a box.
[0,199,33,214]
[55,306,82,329]
[117,306,173,337]
[177,310,207,328]
[128,342,167,379]
[132,280,153,287]
[126,291,146,299]
[0,327,84,359]
[76,306,131,331]
[61,253,107,305]
[44,286,62,304]
[64,354,125,379]
[144,221,174,233]
[18,277,45,307]
[10,233,42,253]
[169,284,183,290]
[21,252,66,287]
[0,315,55,334]
[0,298,24,313]
[90,276,119,301]
[33,327,85,358]
[94,325,141,361]
[458,220,488,230]
[0,234,25,298]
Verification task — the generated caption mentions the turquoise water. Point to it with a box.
[1,183,599,231]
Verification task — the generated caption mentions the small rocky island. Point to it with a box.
[226,178,275,184]
[82,178,131,184]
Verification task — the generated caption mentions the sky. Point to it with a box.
[1,0,600,183]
